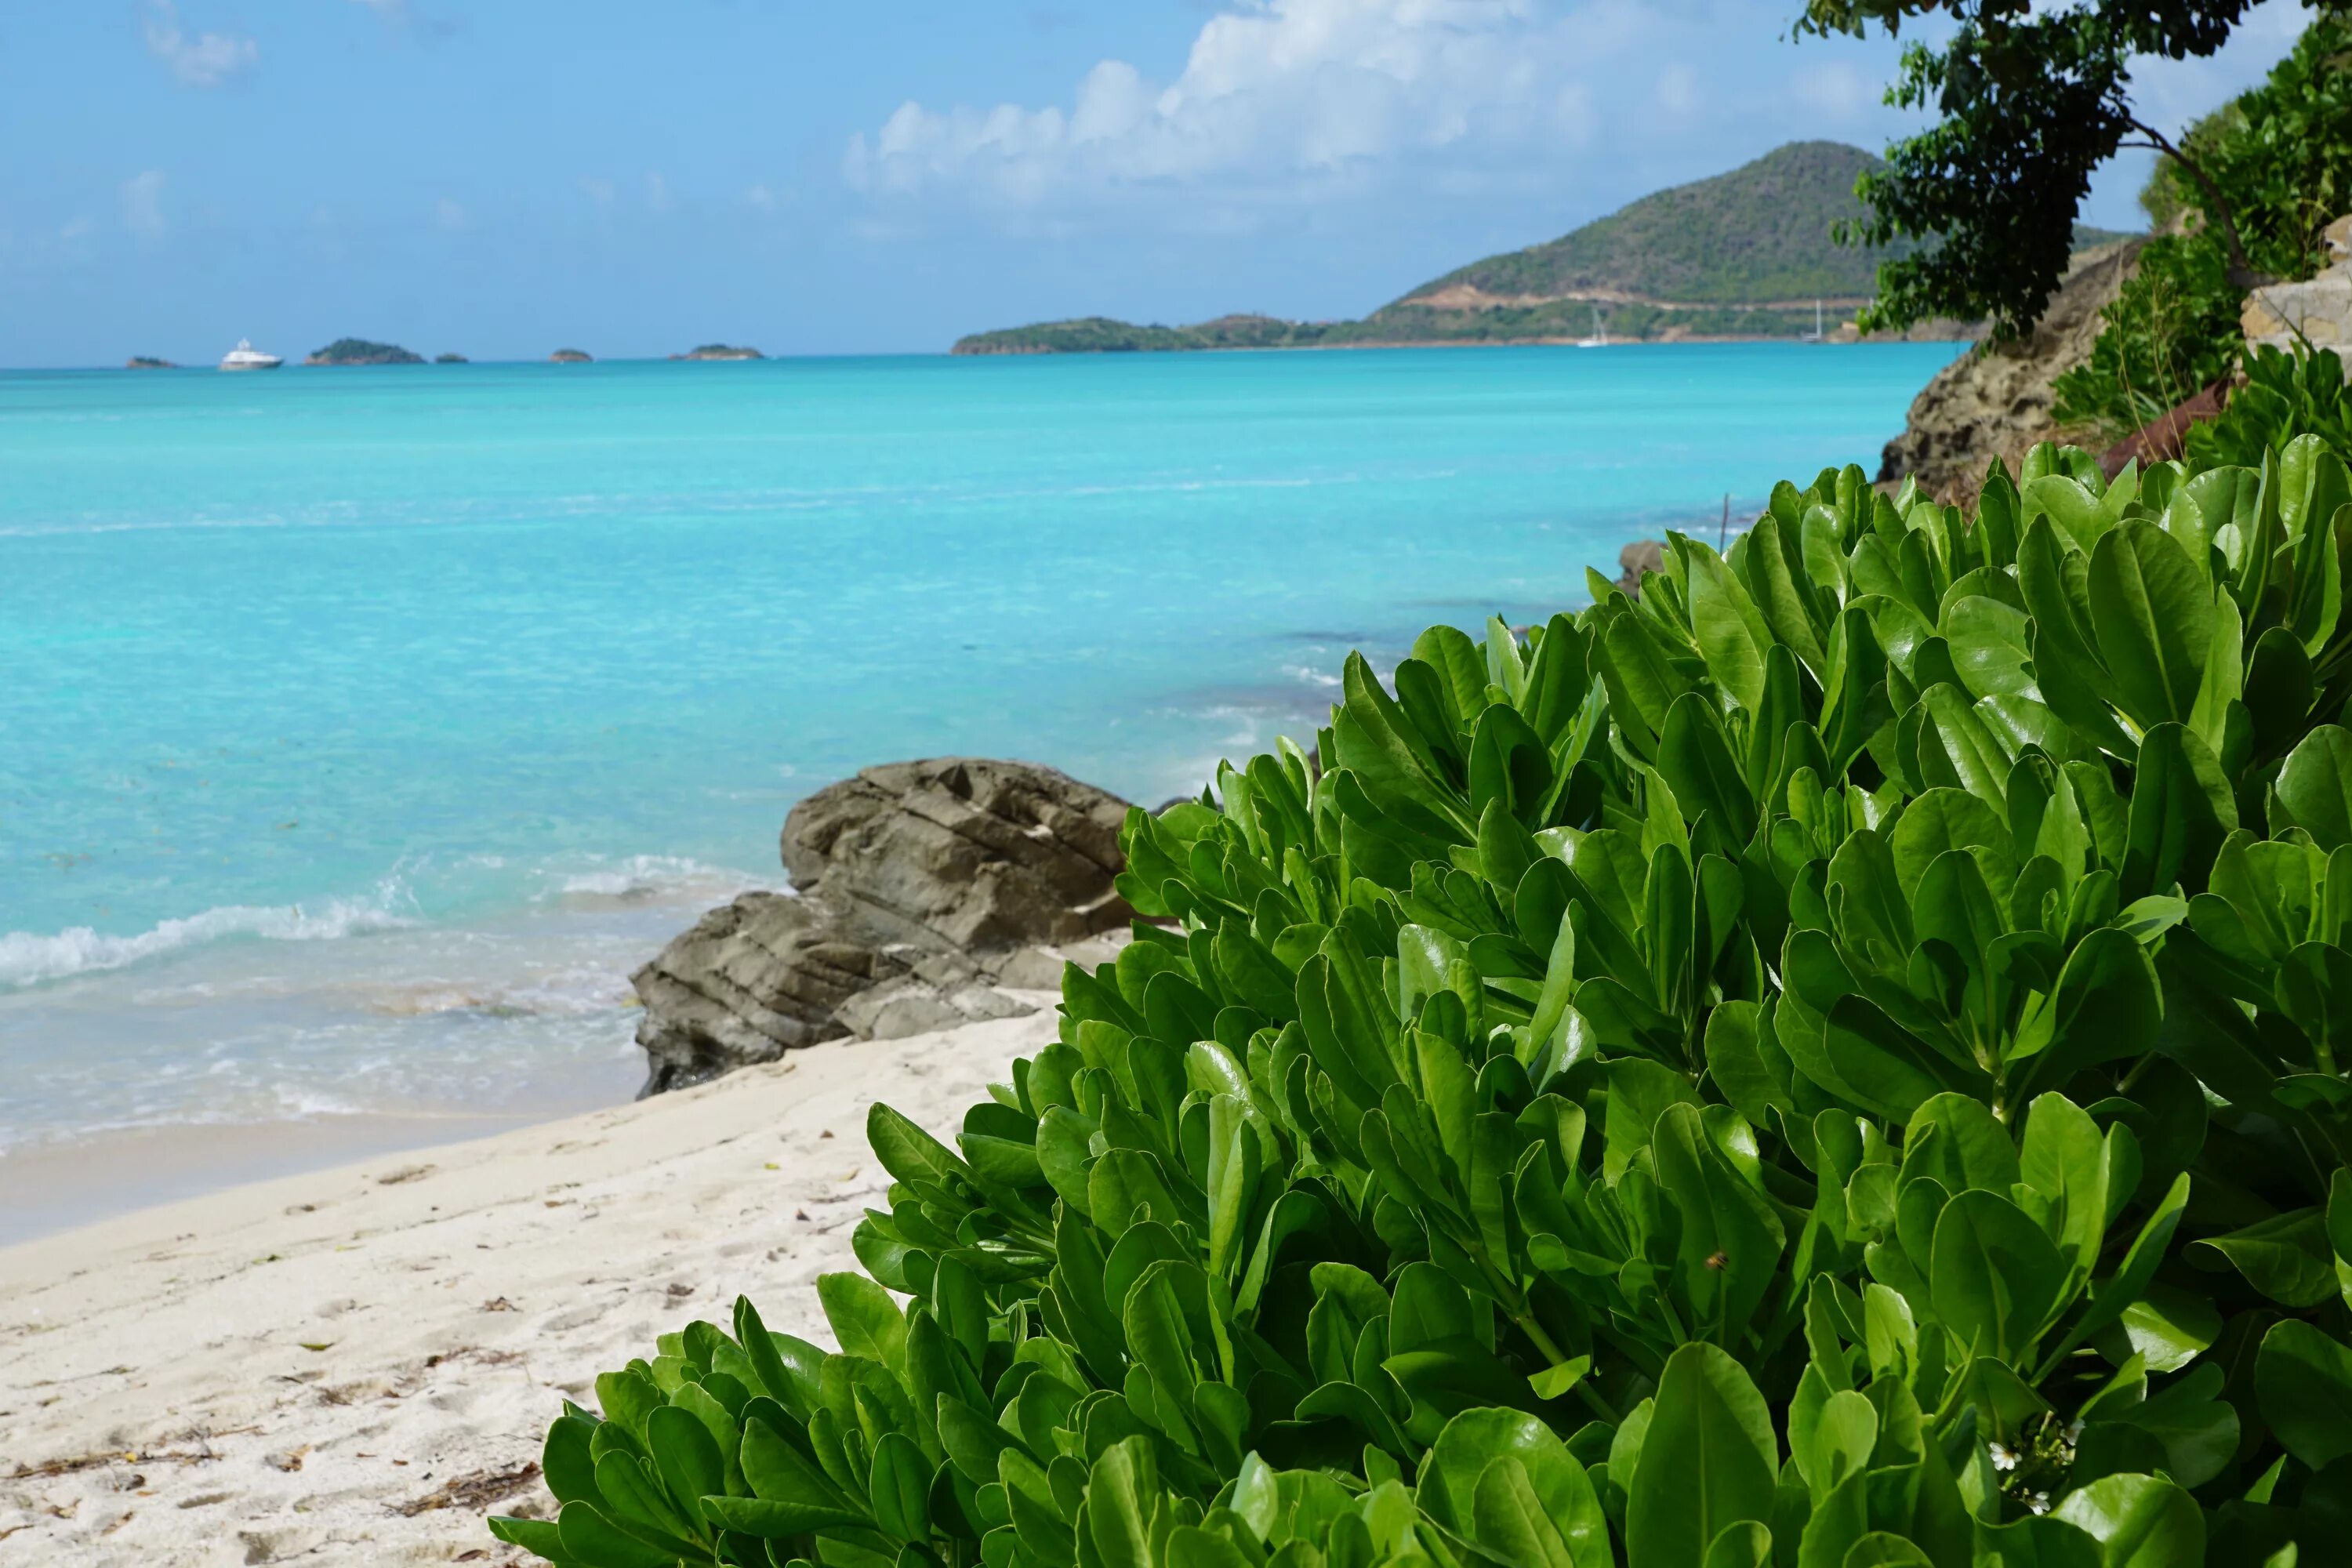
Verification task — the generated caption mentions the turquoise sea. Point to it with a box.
[0,344,1961,1172]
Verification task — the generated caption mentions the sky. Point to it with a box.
[0,0,2318,366]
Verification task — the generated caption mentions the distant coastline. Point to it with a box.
[951,315,1969,356]
[952,140,2129,356]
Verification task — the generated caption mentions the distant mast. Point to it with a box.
[1800,301,1825,343]
[1576,305,1609,349]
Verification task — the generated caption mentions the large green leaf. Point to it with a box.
[2087,522,2211,730]
[2190,1208,2339,1308]
[2047,1473,2202,1567]
[2274,727,2352,851]
[2254,1319,2352,1470]
[1930,1190,2066,1363]
[1625,1343,1777,1568]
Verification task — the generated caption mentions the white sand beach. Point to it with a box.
[0,1008,1058,1566]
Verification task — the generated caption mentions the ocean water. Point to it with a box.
[0,345,1960,1174]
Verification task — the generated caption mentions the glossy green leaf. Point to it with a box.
[1626,1343,1777,1568]
[2274,727,2352,851]
[2088,522,2210,729]
[1931,1190,2065,1363]
[554,1501,687,1568]
[2190,1208,2339,1308]
[2254,1319,2352,1470]
[2048,1473,2202,1568]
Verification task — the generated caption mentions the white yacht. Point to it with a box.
[1575,305,1609,348]
[219,339,284,371]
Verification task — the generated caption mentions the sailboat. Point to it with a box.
[1799,300,1825,343]
[1575,305,1609,349]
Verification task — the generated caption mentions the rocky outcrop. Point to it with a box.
[673,344,764,361]
[550,349,593,364]
[1614,539,1665,599]
[2243,215,2352,373]
[1877,239,2146,504]
[631,758,1132,1094]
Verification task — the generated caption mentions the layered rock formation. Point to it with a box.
[1877,239,2146,503]
[2243,216,2352,371]
[631,758,1131,1094]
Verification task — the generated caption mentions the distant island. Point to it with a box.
[550,348,593,364]
[125,356,176,370]
[306,338,425,366]
[434,353,468,365]
[673,343,763,361]
[953,141,2138,353]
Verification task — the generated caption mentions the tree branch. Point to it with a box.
[2125,114,2267,285]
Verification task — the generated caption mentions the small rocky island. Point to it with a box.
[550,348,593,363]
[305,338,425,366]
[434,353,467,365]
[673,343,763,361]
[125,356,176,369]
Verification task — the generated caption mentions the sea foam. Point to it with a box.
[0,884,416,990]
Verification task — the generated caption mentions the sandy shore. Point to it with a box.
[0,1007,1058,1566]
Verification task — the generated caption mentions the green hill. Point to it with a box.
[305,338,424,366]
[952,141,2141,352]
[1403,140,1891,309]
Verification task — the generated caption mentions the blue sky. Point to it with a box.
[0,1,2314,366]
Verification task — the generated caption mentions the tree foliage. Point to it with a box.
[1798,0,2321,339]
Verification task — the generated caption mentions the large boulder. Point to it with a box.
[1878,238,2147,504]
[632,758,1131,1094]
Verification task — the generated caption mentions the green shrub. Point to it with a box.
[2049,236,2240,445]
[2188,347,2352,472]
[492,444,2352,1566]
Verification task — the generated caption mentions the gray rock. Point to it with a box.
[1615,539,1665,600]
[2242,215,2352,373]
[632,758,1132,1094]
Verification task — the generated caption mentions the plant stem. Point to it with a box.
[1511,1308,1624,1425]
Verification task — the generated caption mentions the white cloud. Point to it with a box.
[432,196,468,231]
[121,170,168,239]
[743,183,781,211]
[141,0,257,88]
[844,0,1657,211]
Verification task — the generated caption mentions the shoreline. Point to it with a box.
[0,1074,639,1250]
[0,1007,1058,1565]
